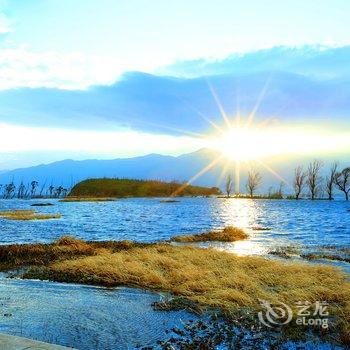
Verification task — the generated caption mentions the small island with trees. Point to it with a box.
[67,178,220,199]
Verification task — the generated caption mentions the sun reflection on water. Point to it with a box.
[214,198,269,256]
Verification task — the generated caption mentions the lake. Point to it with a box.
[0,198,349,349]
[0,198,349,245]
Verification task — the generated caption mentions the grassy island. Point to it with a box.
[67,178,220,198]
[171,226,249,242]
[0,210,61,221]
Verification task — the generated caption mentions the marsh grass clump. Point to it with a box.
[171,226,248,243]
[0,237,93,269]
[0,210,35,218]
[301,253,350,263]
[0,236,149,271]
[24,243,350,344]
[252,226,271,231]
[0,210,61,221]
[268,246,301,259]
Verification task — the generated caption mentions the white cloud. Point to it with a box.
[0,47,137,90]
[0,13,11,34]
[0,122,203,155]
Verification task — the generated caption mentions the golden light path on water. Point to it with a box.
[217,199,267,256]
[190,199,270,256]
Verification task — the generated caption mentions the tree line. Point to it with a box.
[225,161,350,200]
[0,181,69,199]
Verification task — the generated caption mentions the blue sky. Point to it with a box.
[1,0,350,88]
[0,0,350,169]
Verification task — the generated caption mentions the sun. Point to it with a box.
[206,124,342,162]
[208,126,282,161]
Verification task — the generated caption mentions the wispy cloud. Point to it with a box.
[0,122,202,154]
[0,47,138,90]
[0,13,11,34]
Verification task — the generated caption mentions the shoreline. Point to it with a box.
[0,235,349,347]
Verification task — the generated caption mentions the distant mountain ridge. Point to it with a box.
[0,149,348,194]
[0,149,222,189]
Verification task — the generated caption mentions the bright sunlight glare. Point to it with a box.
[206,126,350,161]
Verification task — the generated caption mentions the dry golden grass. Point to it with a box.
[32,243,349,343]
[172,226,248,242]
[1,235,347,344]
[0,236,150,270]
[0,210,61,220]
[59,197,116,202]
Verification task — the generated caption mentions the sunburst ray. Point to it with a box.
[170,155,224,197]
[234,160,241,194]
[206,79,232,129]
[179,97,225,134]
[257,160,291,189]
[216,157,233,188]
[245,75,271,128]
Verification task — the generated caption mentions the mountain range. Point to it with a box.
[0,149,347,194]
[0,149,221,189]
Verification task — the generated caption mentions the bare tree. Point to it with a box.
[48,184,55,198]
[54,186,64,198]
[17,182,26,199]
[61,188,68,198]
[325,162,338,200]
[334,167,350,201]
[293,166,306,200]
[225,174,233,198]
[277,182,284,198]
[307,160,323,200]
[39,180,47,197]
[30,180,38,198]
[246,169,262,198]
[4,182,15,199]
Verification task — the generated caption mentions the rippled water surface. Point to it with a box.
[0,277,194,349]
[0,198,349,249]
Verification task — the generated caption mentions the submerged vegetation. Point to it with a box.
[59,197,116,202]
[268,245,350,263]
[68,178,220,198]
[171,226,248,242]
[301,253,350,263]
[30,203,54,207]
[0,210,61,221]
[0,236,349,345]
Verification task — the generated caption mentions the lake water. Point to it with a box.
[0,276,195,349]
[0,198,349,247]
[0,198,349,349]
